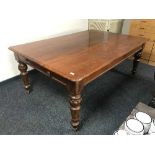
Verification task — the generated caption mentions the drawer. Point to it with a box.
[130,31,155,41]
[131,19,155,27]
[138,20,155,26]
[130,26,155,34]
[129,20,155,37]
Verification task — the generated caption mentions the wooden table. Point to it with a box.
[9,30,146,130]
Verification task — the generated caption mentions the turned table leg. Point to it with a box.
[68,82,83,130]
[132,50,142,75]
[18,62,31,93]
[69,94,82,130]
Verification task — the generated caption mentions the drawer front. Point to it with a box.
[130,31,155,41]
[129,20,155,40]
[131,19,155,26]
[130,27,155,35]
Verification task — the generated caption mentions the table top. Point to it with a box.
[9,30,146,83]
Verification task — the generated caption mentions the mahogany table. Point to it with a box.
[9,30,146,130]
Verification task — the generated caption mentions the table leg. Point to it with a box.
[18,62,31,93]
[132,50,142,75]
[68,83,83,130]
[69,94,82,130]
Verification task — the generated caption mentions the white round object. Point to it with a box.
[114,130,128,135]
[148,119,155,134]
[125,119,144,135]
[135,112,152,134]
[135,112,152,124]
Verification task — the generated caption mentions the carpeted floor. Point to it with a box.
[0,60,155,135]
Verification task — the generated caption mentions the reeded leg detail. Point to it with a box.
[69,94,82,130]
[132,50,142,75]
[18,62,31,93]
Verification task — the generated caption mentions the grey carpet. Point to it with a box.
[0,60,155,135]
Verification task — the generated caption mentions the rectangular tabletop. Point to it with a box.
[9,30,146,84]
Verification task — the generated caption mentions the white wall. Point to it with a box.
[0,2,88,82]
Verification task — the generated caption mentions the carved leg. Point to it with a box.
[67,82,83,130]
[69,94,82,130]
[132,50,142,75]
[18,62,31,93]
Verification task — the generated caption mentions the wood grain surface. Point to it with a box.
[9,30,146,130]
[9,30,146,83]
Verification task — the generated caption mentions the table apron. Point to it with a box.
[14,53,71,87]
[83,46,143,85]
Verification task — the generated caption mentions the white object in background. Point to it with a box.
[88,19,123,33]
[135,112,152,134]
[113,130,128,135]
[149,120,155,135]
[125,118,144,135]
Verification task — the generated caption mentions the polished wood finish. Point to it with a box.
[132,49,143,75]
[9,30,146,129]
[18,62,31,93]
[129,19,155,66]
[69,94,82,129]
